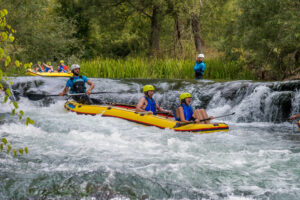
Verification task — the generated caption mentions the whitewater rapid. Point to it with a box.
[1,77,300,199]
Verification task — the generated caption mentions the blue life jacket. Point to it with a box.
[145,97,157,115]
[174,103,194,121]
[45,67,52,72]
[58,65,66,72]
[70,76,86,93]
[194,61,206,74]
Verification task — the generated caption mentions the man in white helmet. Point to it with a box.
[59,64,100,104]
[194,54,206,79]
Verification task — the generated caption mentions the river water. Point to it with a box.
[1,77,300,199]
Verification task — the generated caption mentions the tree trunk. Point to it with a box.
[150,6,162,56]
[191,13,204,53]
[174,15,182,57]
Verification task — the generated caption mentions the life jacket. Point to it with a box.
[145,96,157,115]
[194,61,206,74]
[38,66,44,72]
[70,76,86,93]
[174,103,193,121]
[45,67,52,72]
[58,65,66,72]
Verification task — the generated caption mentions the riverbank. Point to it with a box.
[80,58,257,80]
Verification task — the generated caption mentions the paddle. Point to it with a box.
[25,91,123,101]
[26,93,86,101]
[173,112,235,128]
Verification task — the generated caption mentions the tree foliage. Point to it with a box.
[2,0,82,64]
[1,0,300,79]
[223,0,300,79]
[1,8,32,156]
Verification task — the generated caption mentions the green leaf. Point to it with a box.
[29,118,34,125]
[0,10,4,18]
[13,101,18,109]
[15,60,20,67]
[11,109,15,116]
[13,149,17,157]
[0,48,4,59]
[24,147,29,154]
[3,96,8,103]
[19,110,24,116]
[4,56,11,66]
[9,35,14,42]
[6,88,11,96]
[18,148,24,155]
[1,32,8,41]
[26,117,34,125]
[26,118,29,126]
[7,145,11,154]
[3,9,8,15]
[2,138,7,145]
[0,144,3,152]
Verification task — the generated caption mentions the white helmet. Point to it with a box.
[71,64,80,71]
[197,54,205,58]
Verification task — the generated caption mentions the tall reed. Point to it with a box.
[81,57,256,80]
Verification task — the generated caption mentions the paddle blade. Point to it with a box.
[26,93,47,101]
[26,93,60,101]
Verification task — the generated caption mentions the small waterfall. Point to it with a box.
[10,77,300,123]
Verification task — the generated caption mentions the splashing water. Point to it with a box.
[1,77,300,199]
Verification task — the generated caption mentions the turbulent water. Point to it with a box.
[1,77,300,199]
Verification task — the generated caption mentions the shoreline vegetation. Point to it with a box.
[81,57,257,80]
[2,0,299,81]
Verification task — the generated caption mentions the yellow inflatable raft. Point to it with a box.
[26,69,73,77]
[64,101,229,133]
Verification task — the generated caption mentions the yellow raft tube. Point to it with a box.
[64,101,229,133]
[26,69,73,77]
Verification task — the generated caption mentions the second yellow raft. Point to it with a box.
[64,101,229,133]
[26,69,73,77]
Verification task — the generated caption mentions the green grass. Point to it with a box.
[81,57,257,80]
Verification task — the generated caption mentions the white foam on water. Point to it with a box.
[2,77,300,199]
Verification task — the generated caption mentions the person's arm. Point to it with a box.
[59,87,69,96]
[136,97,152,113]
[177,107,189,122]
[194,63,199,72]
[157,104,172,115]
[86,80,94,95]
[289,113,300,120]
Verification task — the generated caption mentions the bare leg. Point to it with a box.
[193,109,211,124]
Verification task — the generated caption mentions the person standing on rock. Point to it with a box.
[194,54,206,79]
